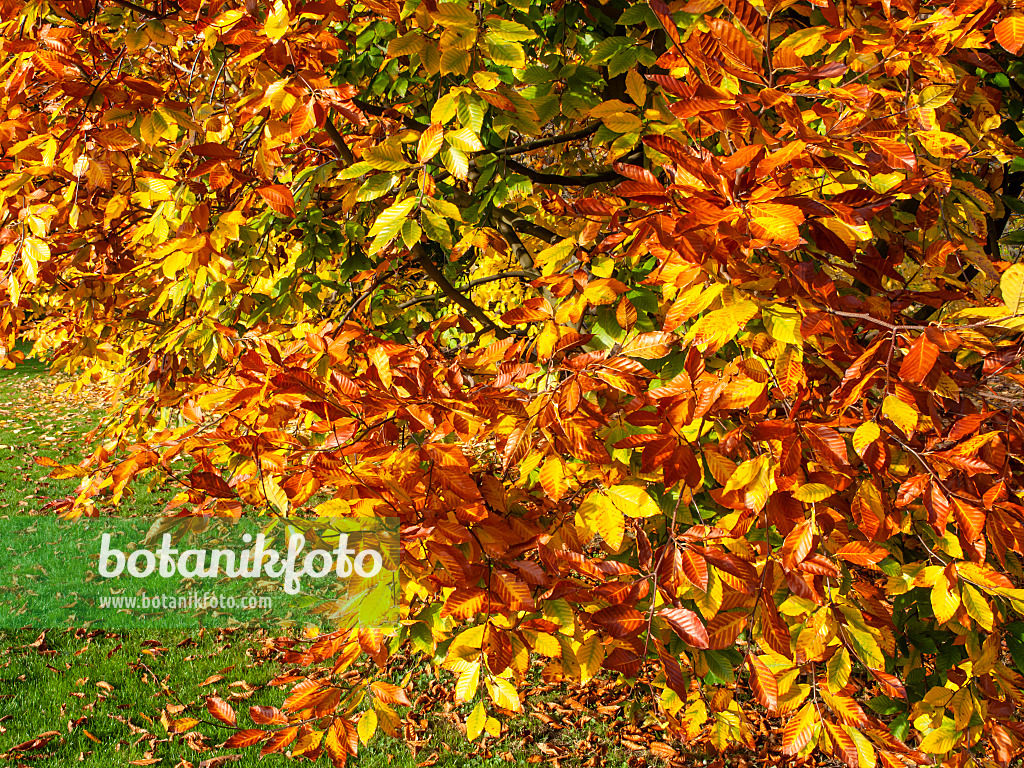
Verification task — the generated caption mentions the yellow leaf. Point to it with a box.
[602,112,642,134]
[724,454,767,494]
[576,634,604,684]
[417,123,444,163]
[455,660,481,703]
[914,130,970,159]
[917,718,959,754]
[882,395,917,438]
[949,687,974,731]
[606,484,660,518]
[485,717,500,737]
[473,71,500,89]
[388,31,425,58]
[763,305,802,345]
[930,575,960,624]
[357,709,377,745]
[440,147,468,180]
[435,2,476,28]
[440,48,471,76]
[852,421,880,458]
[792,483,834,502]
[481,33,525,67]
[579,491,625,549]
[960,582,993,631]
[446,126,485,152]
[625,69,647,106]
[1001,263,1024,316]
[161,250,191,278]
[263,0,290,41]
[466,701,486,740]
[485,677,521,712]
[539,457,567,500]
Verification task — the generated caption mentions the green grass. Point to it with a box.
[0,345,648,767]
[0,625,639,766]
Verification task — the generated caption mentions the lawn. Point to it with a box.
[0,345,665,768]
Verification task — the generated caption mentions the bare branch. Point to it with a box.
[485,123,601,157]
[397,271,535,309]
[413,245,509,339]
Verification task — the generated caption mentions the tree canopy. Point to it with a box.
[5,0,1024,764]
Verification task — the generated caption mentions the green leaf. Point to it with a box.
[338,161,373,180]
[400,219,422,248]
[456,95,485,133]
[425,196,463,222]
[356,173,397,202]
[421,208,452,249]
[1000,229,1024,245]
[440,147,468,180]
[1002,195,1024,215]
[918,718,959,754]
[440,48,471,76]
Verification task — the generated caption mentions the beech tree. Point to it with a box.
[5,0,1024,763]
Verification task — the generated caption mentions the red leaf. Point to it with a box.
[592,604,646,639]
[804,424,850,467]
[189,471,236,498]
[659,607,709,648]
[834,541,888,566]
[995,15,1024,54]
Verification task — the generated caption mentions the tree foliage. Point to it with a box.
[4,0,1024,764]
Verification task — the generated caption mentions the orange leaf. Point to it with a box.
[257,184,295,216]
[834,541,888,566]
[206,696,237,727]
[249,706,288,725]
[995,15,1024,54]
[223,729,271,748]
[780,520,815,571]
[370,681,411,706]
[748,654,778,713]
[261,725,299,756]
[898,333,939,384]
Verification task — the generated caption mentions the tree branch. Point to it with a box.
[503,157,624,186]
[412,245,509,339]
[323,115,355,165]
[107,0,175,17]
[397,272,535,308]
[499,213,561,245]
[352,99,427,131]
[485,123,602,157]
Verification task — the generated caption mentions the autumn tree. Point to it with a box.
[5,0,1024,764]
